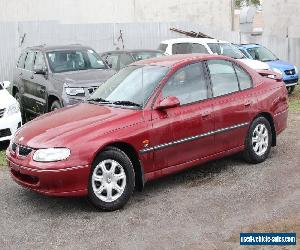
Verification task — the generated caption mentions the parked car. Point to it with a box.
[158,38,270,70]
[7,54,288,211]
[237,44,299,94]
[101,49,164,71]
[12,44,115,121]
[0,81,22,142]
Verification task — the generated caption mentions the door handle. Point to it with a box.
[244,101,252,107]
[201,111,211,118]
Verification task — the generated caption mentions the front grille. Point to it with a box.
[12,143,17,152]
[0,108,5,118]
[284,78,298,84]
[87,87,98,95]
[11,169,39,185]
[0,128,11,138]
[18,145,32,157]
[284,69,296,75]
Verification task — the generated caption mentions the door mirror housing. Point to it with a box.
[34,66,47,75]
[155,96,180,110]
[0,81,11,89]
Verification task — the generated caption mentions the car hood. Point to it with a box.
[14,103,140,148]
[52,68,115,87]
[0,89,18,109]
[238,59,270,70]
[266,60,295,71]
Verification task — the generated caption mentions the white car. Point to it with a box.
[158,38,270,70]
[0,81,22,142]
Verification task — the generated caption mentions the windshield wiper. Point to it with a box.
[112,100,142,107]
[86,97,111,103]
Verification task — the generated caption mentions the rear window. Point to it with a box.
[131,51,164,61]
[158,43,168,52]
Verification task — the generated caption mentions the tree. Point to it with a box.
[235,0,261,8]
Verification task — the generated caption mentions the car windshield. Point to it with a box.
[88,65,169,108]
[46,49,107,73]
[246,46,278,62]
[207,43,245,59]
[131,51,164,61]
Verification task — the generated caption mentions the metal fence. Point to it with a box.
[0,20,299,83]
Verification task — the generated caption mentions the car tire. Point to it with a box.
[243,116,272,164]
[50,100,61,112]
[287,86,295,94]
[14,92,26,122]
[88,147,135,211]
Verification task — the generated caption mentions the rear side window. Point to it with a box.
[233,64,252,90]
[172,43,208,54]
[158,43,168,52]
[207,60,239,97]
[119,54,134,69]
[162,62,208,105]
[17,52,27,69]
[24,51,35,71]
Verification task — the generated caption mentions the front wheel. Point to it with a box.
[88,147,135,211]
[14,92,26,122]
[243,117,272,164]
[50,100,62,112]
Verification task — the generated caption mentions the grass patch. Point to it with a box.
[288,85,300,111]
[0,149,7,170]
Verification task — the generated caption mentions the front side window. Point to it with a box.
[24,51,35,71]
[207,43,244,59]
[246,47,278,62]
[207,60,239,97]
[89,65,169,108]
[172,43,208,55]
[34,52,46,70]
[46,49,107,73]
[158,43,168,52]
[162,62,208,105]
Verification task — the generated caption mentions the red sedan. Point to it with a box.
[6,54,288,211]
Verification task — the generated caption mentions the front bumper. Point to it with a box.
[0,112,22,142]
[283,75,298,87]
[6,149,90,197]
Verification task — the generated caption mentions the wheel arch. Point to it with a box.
[48,94,62,111]
[94,141,145,191]
[253,112,276,146]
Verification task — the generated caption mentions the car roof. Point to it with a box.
[160,38,229,45]
[133,54,230,67]
[101,49,163,55]
[239,44,261,49]
[26,44,94,52]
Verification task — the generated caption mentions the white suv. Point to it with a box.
[0,81,22,142]
[159,38,270,70]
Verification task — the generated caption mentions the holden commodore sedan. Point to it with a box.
[6,54,288,211]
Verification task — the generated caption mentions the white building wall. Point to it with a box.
[263,0,300,38]
[0,0,232,30]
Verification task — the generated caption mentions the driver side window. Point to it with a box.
[162,62,209,105]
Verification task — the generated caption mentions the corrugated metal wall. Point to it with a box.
[1,20,299,84]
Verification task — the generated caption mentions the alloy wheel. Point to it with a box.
[252,123,269,156]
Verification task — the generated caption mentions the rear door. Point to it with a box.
[206,59,256,153]
[151,62,215,170]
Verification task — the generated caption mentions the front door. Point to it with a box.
[151,62,215,170]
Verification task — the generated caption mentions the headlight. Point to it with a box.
[65,87,85,96]
[33,148,71,162]
[295,66,298,74]
[272,67,283,76]
[6,103,20,116]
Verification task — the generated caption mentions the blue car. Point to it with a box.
[238,44,298,93]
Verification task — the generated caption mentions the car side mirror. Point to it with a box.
[155,96,180,110]
[0,81,11,89]
[34,66,47,75]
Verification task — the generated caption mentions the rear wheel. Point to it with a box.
[287,86,295,94]
[50,100,61,112]
[243,117,272,164]
[88,147,135,211]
